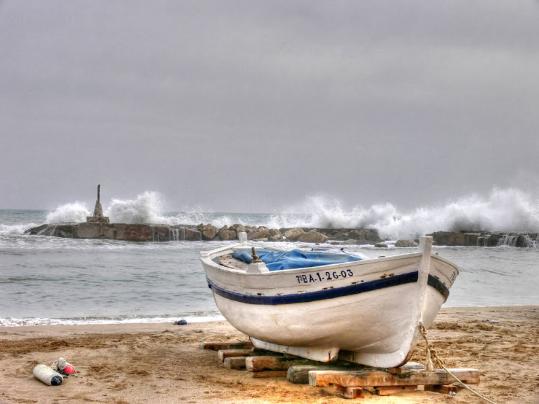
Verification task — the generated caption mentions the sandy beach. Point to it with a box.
[0,306,537,403]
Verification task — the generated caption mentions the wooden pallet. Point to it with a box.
[205,342,396,383]
[204,341,308,378]
[202,341,479,397]
[309,363,479,399]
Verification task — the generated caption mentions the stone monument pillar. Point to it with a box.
[86,184,110,224]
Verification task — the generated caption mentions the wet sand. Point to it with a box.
[0,306,537,403]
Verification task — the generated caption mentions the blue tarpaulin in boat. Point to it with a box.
[232,249,362,271]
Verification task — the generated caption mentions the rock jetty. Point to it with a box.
[24,223,382,244]
[24,186,537,247]
[26,186,378,243]
[431,231,537,248]
[23,223,537,247]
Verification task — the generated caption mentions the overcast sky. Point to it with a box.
[1,0,538,212]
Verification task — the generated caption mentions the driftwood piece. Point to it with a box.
[217,348,254,362]
[309,368,480,388]
[223,356,247,370]
[201,341,253,351]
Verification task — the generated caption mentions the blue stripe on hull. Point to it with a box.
[427,275,450,300]
[208,272,449,305]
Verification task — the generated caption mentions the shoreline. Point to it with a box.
[1,304,537,328]
[0,315,225,328]
[1,305,537,403]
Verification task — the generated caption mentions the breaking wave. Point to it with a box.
[46,202,90,224]
[41,188,539,239]
[45,192,239,227]
[269,188,539,239]
[45,193,171,225]
[106,191,168,224]
[0,314,223,327]
[0,223,38,235]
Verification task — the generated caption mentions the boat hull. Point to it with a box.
[201,243,458,367]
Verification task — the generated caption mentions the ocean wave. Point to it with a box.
[43,191,244,227]
[0,223,38,235]
[0,314,224,327]
[46,202,90,223]
[270,188,539,239]
[40,188,539,239]
[107,191,170,224]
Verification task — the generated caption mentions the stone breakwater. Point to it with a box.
[24,223,537,247]
[25,223,380,244]
[430,231,537,248]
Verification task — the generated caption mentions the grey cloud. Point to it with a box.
[1,0,538,211]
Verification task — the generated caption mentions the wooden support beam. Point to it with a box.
[251,370,288,378]
[287,361,371,384]
[386,362,425,374]
[374,386,418,396]
[309,368,480,388]
[201,341,253,351]
[223,356,247,370]
[217,348,254,362]
[287,365,343,385]
[343,386,364,399]
[245,356,309,372]
[287,365,319,384]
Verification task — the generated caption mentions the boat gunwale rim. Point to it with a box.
[202,248,460,277]
[202,247,427,275]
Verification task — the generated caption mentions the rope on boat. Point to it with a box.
[418,323,497,404]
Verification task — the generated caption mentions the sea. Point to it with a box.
[1,188,538,327]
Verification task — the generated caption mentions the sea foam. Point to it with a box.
[0,314,224,327]
[270,188,539,239]
[45,202,90,224]
[106,191,168,224]
[42,188,539,240]
[0,223,38,235]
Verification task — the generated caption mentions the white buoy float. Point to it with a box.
[33,364,63,386]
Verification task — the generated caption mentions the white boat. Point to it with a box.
[200,236,459,368]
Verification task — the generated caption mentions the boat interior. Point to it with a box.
[214,247,363,272]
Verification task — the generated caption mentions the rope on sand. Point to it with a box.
[418,323,497,404]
